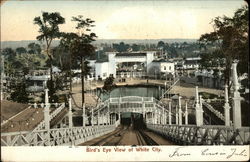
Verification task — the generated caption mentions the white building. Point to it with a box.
[183,57,201,70]
[26,70,50,92]
[94,51,157,80]
[148,59,175,77]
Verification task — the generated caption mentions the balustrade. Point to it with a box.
[1,125,116,146]
[147,123,250,145]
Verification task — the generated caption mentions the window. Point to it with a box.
[169,66,171,70]
[164,66,166,70]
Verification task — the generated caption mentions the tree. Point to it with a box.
[27,43,42,54]
[113,42,130,52]
[70,15,97,109]
[15,47,27,54]
[103,75,116,93]
[199,5,248,84]
[157,41,165,48]
[34,12,65,99]
[2,48,16,61]
[59,32,79,92]
[131,44,140,51]
[9,76,29,103]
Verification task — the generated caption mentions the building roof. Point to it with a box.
[115,52,146,57]
[152,59,173,63]
[185,57,201,61]
[95,60,109,63]
[185,60,199,65]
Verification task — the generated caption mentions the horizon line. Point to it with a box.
[1,38,198,42]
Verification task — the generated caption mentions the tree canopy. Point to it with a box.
[199,5,249,83]
[34,12,65,55]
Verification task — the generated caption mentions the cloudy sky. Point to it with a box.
[1,0,246,41]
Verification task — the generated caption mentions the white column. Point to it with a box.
[0,90,3,101]
[45,89,49,106]
[224,85,231,126]
[97,109,100,126]
[44,103,50,146]
[154,109,157,124]
[231,61,242,129]
[154,110,157,124]
[185,101,188,125]
[142,98,145,121]
[178,96,182,125]
[82,103,86,127]
[44,104,50,130]
[164,109,167,125]
[68,97,73,128]
[119,97,121,124]
[168,101,172,125]
[175,105,178,125]
[199,95,204,125]
[162,109,164,124]
[91,107,94,126]
[107,102,110,125]
[195,86,202,126]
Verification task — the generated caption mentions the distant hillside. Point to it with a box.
[1,38,197,49]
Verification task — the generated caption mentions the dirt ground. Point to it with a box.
[1,100,29,123]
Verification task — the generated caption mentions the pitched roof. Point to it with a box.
[115,52,146,57]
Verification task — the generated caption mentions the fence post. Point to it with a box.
[185,100,188,125]
[231,61,242,129]
[178,95,182,125]
[168,101,172,125]
[224,84,231,126]
[195,86,202,126]
[199,95,204,126]
[82,103,86,127]
[68,97,73,128]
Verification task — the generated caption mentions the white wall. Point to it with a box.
[95,62,110,80]
[108,53,117,77]
[146,51,156,73]
[160,62,175,74]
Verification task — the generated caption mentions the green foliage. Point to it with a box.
[2,48,16,62]
[34,11,66,98]
[34,12,65,52]
[10,79,30,103]
[199,49,225,69]
[199,5,249,82]
[15,47,27,54]
[27,43,42,54]
[112,42,130,52]
[103,75,116,93]
[199,92,221,99]
[131,44,140,51]
[70,16,97,60]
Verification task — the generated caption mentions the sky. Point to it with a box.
[1,0,247,41]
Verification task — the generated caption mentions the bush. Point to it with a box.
[199,92,220,99]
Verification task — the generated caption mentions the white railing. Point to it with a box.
[33,103,66,131]
[147,124,250,145]
[26,75,50,80]
[202,102,225,121]
[1,125,116,146]
[29,103,60,108]
[160,77,180,99]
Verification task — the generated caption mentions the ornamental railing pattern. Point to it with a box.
[32,103,66,131]
[202,102,225,121]
[147,124,250,145]
[1,125,116,146]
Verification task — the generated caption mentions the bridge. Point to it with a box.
[1,61,249,146]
